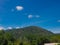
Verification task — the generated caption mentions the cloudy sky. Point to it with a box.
[0,0,60,33]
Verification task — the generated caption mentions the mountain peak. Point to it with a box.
[6,26,53,38]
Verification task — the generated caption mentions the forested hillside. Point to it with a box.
[6,26,53,38]
[0,26,60,45]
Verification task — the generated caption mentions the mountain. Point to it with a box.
[6,26,53,38]
[1,26,60,45]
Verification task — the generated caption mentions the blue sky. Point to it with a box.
[0,0,60,33]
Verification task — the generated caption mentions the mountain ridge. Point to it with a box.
[6,26,54,38]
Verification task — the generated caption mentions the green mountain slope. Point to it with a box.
[6,26,53,38]
[0,26,60,45]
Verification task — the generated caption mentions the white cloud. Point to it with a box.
[57,20,60,22]
[16,6,23,11]
[7,27,12,29]
[48,27,60,33]
[16,27,20,29]
[28,15,33,18]
[0,26,4,30]
[28,15,40,19]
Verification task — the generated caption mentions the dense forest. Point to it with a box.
[0,26,60,45]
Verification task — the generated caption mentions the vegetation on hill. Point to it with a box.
[6,26,53,38]
[0,26,60,45]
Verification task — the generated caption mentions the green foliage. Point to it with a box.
[0,26,60,45]
[57,44,60,45]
